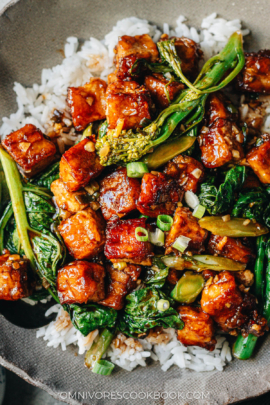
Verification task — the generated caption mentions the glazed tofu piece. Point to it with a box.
[57,261,105,305]
[58,208,106,260]
[246,137,270,183]
[144,73,184,109]
[99,263,141,309]
[165,207,208,254]
[164,155,204,193]
[236,51,270,94]
[198,94,244,168]
[67,78,107,131]
[201,271,243,318]
[2,124,57,178]
[159,35,203,80]
[208,235,255,264]
[201,271,268,336]
[106,80,153,130]
[177,306,216,351]
[104,218,153,265]
[235,270,254,288]
[136,172,183,218]
[115,34,159,80]
[51,179,89,213]
[0,253,31,300]
[60,137,103,191]
[99,167,141,220]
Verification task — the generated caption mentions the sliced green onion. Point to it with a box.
[92,360,115,375]
[157,299,170,311]
[126,162,149,178]
[135,227,149,242]
[157,215,173,231]
[172,235,191,253]
[193,204,205,219]
[139,214,149,219]
[185,190,200,209]
[150,228,164,246]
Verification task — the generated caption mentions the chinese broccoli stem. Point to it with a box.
[233,237,270,360]
[0,147,36,271]
[85,328,115,369]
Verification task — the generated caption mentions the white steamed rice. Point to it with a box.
[2,13,259,373]
[37,304,232,372]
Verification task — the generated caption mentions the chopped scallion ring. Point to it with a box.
[172,235,191,253]
[139,214,149,219]
[135,227,149,242]
[126,162,149,178]
[150,228,164,246]
[185,190,199,209]
[157,215,173,231]
[193,204,206,219]
[157,299,170,312]
[92,360,115,375]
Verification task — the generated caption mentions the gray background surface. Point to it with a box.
[1,0,270,404]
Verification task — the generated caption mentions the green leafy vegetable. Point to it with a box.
[0,148,65,297]
[96,32,245,166]
[30,162,59,190]
[199,166,246,215]
[231,188,270,227]
[144,257,169,288]
[65,303,118,337]
[118,287,184,337]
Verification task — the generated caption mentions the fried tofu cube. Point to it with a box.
[57,261,105,305]
[165,207,208,254]
[144,73,184,109]
[51,179,89,213]
[177,306,216,351]
[104,218,153,265]
[99,167,141,220]
[0,253,31,300]
[236,51,270,94]
[198,93,244,168]
[2,124,57,178]
[201,271,268,336]
[235,270,254,287]
[137,172,183,218]
[159,35,203,80]
[99,263,141,309]
[106,80,153,130]
[208,235,255,264]
[59,137,103,191]
[58,208,106,260]
[201,271,243,318]
[164,155,204,193]
[246,138,270,183]
[67,78,107,131]
[115,34,159,80]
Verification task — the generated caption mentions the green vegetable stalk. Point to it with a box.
[96,31,245,166]
[171,271,205,303]
[161,254,246,272]
[233,237,270,360]
[85,328,115,369]
[0,147,65,296]
[254,236,267,306]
